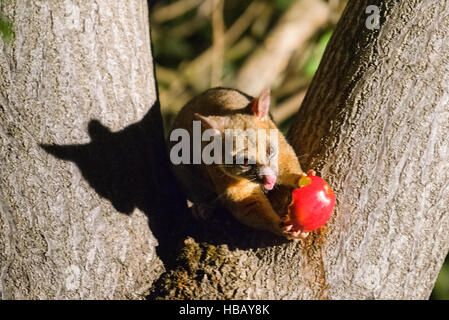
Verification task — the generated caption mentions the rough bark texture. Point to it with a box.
[151,0,449,300]
[0,0,176,299]
[288,0,449,298]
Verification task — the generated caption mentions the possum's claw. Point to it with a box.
[307,169,316,176]
[281,220,309,240]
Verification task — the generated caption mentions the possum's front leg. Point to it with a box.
[274,137,305,188]
[222,182,306,240]
[221,180,283,236]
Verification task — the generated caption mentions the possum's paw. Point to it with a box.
[281,219,309,240]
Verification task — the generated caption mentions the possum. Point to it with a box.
[167,87,308,239]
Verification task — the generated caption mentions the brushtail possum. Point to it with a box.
[168,87,308,239]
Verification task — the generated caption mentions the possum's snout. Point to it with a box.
[258,166,277,190]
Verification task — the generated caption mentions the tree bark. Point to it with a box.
[150,0,449,300]
[286,0,449,298]
[0,0,178,299]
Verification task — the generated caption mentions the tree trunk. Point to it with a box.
[0,0,179,299]
[286,0,449,298]
[150,0,449,300]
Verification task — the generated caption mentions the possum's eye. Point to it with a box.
[267,145,277,159]
[234,154,254,165]
[239,158,256,172]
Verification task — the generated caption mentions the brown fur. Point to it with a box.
[168,87,304,236]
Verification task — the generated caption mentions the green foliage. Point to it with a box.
[432,255,449,300]
[303,30,332,78]
[153,36,196,65]
[0,15,14,43]
[274,0,296,12]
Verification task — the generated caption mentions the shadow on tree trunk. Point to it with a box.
[40,102,289,275]
[40,103,189,266]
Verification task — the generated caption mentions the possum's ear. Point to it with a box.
[250,87,270,121]
[88,119,111,140]
[194,113,228,132]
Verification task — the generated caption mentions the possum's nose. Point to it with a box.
[258,166,277,190]
[263,175,276,190]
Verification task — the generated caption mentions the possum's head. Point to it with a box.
[195,88,279,191]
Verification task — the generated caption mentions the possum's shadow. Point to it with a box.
[40,103,287,268]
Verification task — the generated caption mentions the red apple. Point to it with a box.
[286,172,336,233]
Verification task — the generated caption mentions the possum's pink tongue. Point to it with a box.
[264,175,276,190]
